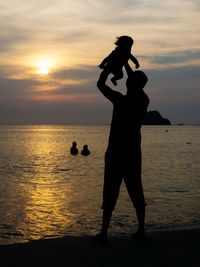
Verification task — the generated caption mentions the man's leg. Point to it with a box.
[111,70,123,86]
[101,209,113,237]
[124,173,147,239]
[92,209,113,244]
[134,201,146,235]
[93,182,122,243]
[92,150,122,243]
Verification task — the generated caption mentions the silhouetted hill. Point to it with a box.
[143,110,171,125]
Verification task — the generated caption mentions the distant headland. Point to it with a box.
[143,110,171,125]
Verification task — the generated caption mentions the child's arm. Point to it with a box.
[98,50,115,69]
[129,53,140,69]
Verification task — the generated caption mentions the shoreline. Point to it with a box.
[0,227,199,267]
[1,223,200,246]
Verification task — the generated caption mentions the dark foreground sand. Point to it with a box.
[0,228,199,267]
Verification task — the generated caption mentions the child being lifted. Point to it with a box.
[98,35,140,86]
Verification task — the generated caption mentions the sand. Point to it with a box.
[0,228,199,267]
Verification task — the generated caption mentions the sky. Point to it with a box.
[0,0,200,125]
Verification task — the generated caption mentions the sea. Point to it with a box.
[0,125,199,244]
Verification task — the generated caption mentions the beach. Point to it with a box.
[0,227,199,267]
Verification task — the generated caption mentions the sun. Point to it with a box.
[36,58,54,75]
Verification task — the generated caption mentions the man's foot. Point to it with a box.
[111,77,117,86]
[131,231,149,241]
[91,233,109,245]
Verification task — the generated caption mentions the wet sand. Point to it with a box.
[0,228,199,267]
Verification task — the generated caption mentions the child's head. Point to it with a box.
[115,36,134,48]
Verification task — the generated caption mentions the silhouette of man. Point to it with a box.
[93,63,149,244]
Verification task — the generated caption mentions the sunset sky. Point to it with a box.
[0,0,199,124]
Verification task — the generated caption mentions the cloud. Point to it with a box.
[145,65,200,124]
[143,49,200,65]
[52,65,98,81]
[0,63,199,124]
[183,0,200,8]
[0,65,99,101]
[0,24,31,53]
[22,92,100,104]
[0,76,41,97]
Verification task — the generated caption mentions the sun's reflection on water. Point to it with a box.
[16,126,76,241]
[19,179,75,241]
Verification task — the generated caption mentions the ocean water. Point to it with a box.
[0,125,199,244]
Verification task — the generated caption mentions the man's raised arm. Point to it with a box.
[97,70,108,90]
[97,71,122,103]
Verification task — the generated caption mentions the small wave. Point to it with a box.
[2,231,23,237]
[55,168,72,172]
[160,188,189,193]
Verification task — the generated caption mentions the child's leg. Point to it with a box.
[111,70,123,86]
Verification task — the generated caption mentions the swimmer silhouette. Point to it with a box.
[81,145,90,156]
[70,141,79,155]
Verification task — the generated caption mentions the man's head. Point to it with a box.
[126,70,148,94]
